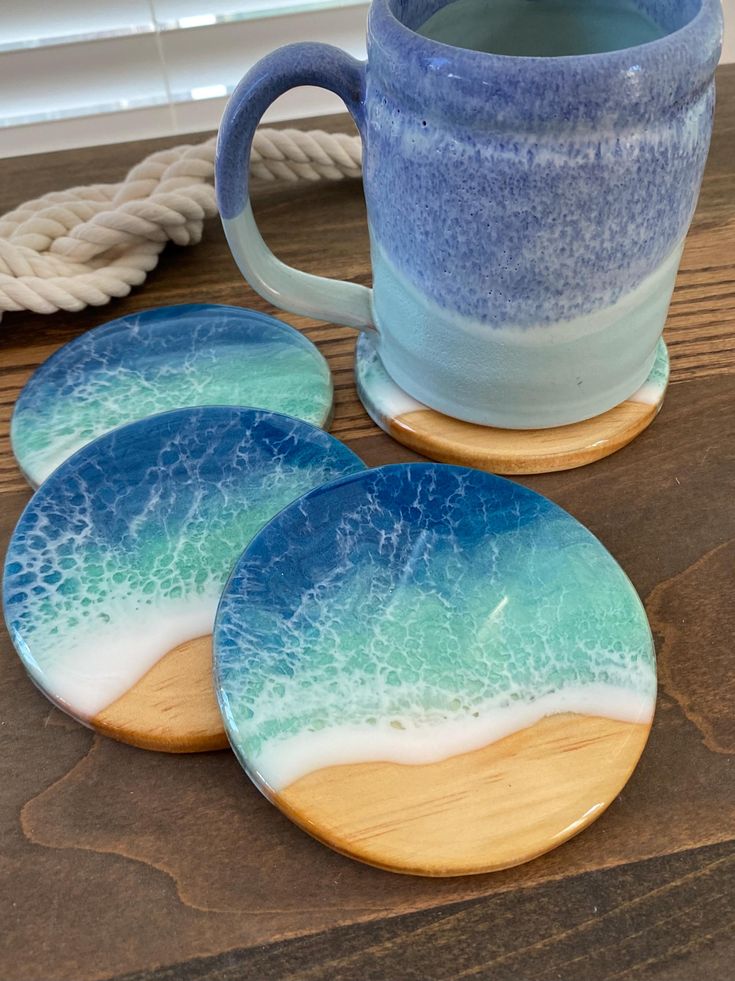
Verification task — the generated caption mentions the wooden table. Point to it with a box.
[1,65,733,981]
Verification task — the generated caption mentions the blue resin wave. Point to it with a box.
[215,464,656,790]
[4,407,364,720]
[12,304,333,487]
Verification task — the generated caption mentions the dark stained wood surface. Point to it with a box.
[1,66,734,981]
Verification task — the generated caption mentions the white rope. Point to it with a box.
[0,129,363,314]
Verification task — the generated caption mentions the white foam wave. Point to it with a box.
[24,594,216,719]
[250,683,655,791]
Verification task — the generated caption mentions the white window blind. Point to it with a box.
[0,1,369,158]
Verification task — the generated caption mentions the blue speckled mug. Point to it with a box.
[216,0,723,428]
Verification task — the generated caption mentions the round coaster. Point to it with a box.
[3,406,364,753]
[214,463,656,876]
[12,303,333,488]
[356,335,669,475]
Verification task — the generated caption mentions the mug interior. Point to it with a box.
[389,0,704,47]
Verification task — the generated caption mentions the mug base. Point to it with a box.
[355,334,669,475]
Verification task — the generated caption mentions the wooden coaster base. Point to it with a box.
[91,636,229,753]
[275,713,652,876]
[356,337,669,475]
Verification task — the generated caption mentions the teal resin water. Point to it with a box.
[418,0,667,57]
[3,407,364,721]
[12,304,333,488]
[215,465,657,790]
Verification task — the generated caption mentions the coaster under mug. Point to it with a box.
[356,335,670,475]
[215,463,656,875]
[3,406,364,752]
[12,303,333,488]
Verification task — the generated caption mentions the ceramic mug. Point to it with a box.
[215,0,723,429]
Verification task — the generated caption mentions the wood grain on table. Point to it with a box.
[0,65,733,981]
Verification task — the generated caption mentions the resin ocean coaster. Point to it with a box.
[356,335,669,475]
[12,303,333,488]
[215,463,656,876]
[3,406,364,752]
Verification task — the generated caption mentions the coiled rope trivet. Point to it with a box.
[0,128,362,315]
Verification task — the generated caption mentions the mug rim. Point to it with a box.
[371,0,723,65]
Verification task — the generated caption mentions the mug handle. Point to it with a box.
[215,43,375,332]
